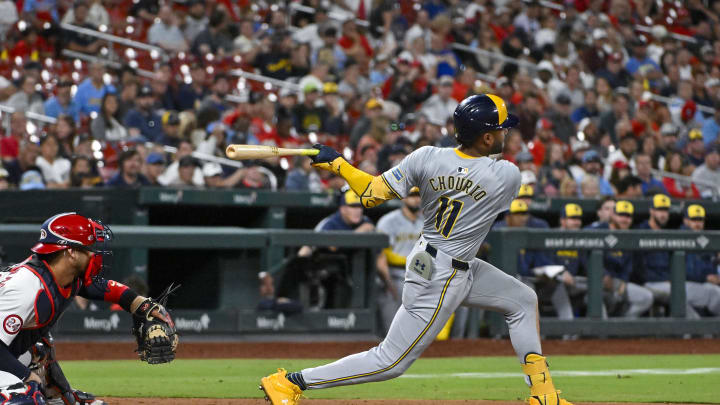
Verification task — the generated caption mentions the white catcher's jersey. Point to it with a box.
[0,266,43,346]
[376,209,423,264]
[381,146,520,261]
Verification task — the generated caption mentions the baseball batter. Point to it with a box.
[260,94,573,405]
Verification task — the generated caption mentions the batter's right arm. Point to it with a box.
[310,144,398,208]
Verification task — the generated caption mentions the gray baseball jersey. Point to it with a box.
[376,209,423,262]
[380,146,521,261]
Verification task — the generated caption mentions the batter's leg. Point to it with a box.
[298,257,471,390]
[463,259,573,405]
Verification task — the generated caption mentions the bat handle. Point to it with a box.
[301,149,320,156]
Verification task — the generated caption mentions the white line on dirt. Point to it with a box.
[401,367,720,379]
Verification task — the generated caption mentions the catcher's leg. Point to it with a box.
[0,371,46,405]
[463,259,573,405]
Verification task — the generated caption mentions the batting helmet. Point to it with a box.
[453,94,519,144]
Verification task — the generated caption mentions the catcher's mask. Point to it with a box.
[31,212,114,286]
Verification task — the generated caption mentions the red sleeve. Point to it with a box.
[360,36,373,57]
[337,36,352,50]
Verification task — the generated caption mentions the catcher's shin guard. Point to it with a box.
[522,353,573,405]
[260,368,303,405]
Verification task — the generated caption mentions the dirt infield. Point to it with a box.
[64,339,718,404]
[56,338,720,361]
[103,399,709,405]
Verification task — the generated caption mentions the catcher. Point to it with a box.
[0,212,178,404]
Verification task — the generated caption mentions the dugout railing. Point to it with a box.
[0,225,388,336]
[481,228,720,337]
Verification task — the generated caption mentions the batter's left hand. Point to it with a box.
[310,144,342,166]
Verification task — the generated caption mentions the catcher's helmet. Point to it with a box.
[31,212,113,285]
[453,94,519,144]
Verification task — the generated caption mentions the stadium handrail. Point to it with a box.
[60,23,166,55]
[288,3,370,27]
[230,69,301,93]
[61,49,156,79]
[651,168,720,200]
[0,104,57,135]
[616,86,715,114]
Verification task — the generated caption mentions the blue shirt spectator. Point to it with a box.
[123,85,163,142]
[702,109,720,147]
[43,79,80,122]
[74,76,115,116]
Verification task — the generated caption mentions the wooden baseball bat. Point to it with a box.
[225,145,320,160]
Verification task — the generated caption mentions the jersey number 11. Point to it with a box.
[434,196,464,238]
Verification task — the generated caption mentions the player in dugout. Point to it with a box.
[0,213,177,404]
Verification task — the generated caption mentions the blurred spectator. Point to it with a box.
[174,156,201,188]
[701,102,720,148]
[61,0,108,26]
[293,83,328,134]
[571,90,600,124]
[200,74,231,114]
[383,54,432,116]
[599,94,631,145]
[256,271,303,314]
[158,140,204,187]
[157,111,182,147]
[184,0,208,44]
[349,98,383,149]
[420,76,458,127]
[312,25,347,70]
[5,141,41,188]
[661,151,699,199]
[35,134,70,188]
[580,175,600,198]
[148,5,188,52]
[692,146,720,199]
[74,62,115,116]
[43,78,80,122]
[0,0,18,41]
[634,153,667,195]
[681,204,720,316]
[587,197,615,228]
[575,150,614,196]
[338,58,371,98]
[51,115,76,159]
[529,118,560,167]
[0,112,28,162]
[6,76,44,116]
[106,148,150,187]
[285,155,323,192]
[587,200,654,318]
[0,167,9,190]
[91,92,128,142]
[596,52,631,89]
[338,19,373,64]
[129,0,159,22]
[175,63,208,111]
[143,152,165,186]
[22,0,60,24]
[615,175,643,199]
[559,177,578,198]
[69,155,100,188]
[604,134,637,179]
[686,129,706,167]
[124,85,162,141]
[191,10,233,56]
[64,1,103,54]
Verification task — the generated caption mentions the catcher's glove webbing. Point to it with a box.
[132,283,180,364]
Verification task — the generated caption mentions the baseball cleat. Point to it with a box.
[526,395,573,405]
[260,368,303,405]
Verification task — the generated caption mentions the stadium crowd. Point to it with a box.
[0,0,719,198]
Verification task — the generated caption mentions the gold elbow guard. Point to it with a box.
[360,176,396,208]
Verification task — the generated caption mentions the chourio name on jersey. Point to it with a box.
[428,175,487,201]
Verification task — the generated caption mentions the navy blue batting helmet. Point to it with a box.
[453,94,519,144]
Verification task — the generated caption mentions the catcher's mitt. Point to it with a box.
[132,284,180,364]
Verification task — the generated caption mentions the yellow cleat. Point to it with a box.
[260,368,303,405]
[526,393,574,405]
